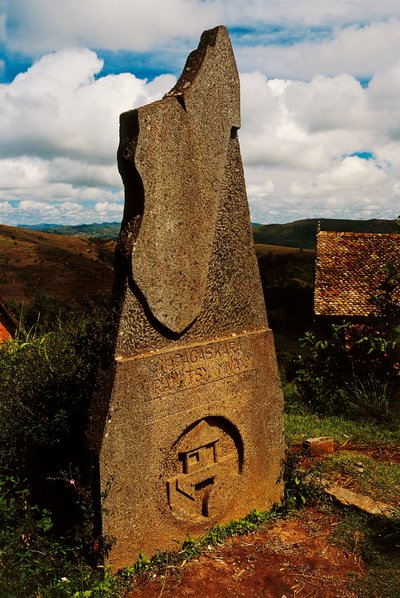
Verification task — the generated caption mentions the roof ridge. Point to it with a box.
[318,230,400,239]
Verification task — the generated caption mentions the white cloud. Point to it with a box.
[5,0,400,58]
[225,1,400,28]
[236,20,400,80]
[0,48,176,163]
[0,11,5,41]
[5,0,222,54]
[1,197,124,225]
[247,180,275,197]
[1,4,400,225]
[317,156,386,191]
[2,54,400,225]
[239,68,400,223]
[0,48,176,224]
[94,201,123,219]
[0,157,48,189]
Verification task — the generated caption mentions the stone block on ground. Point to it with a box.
[303,437,334,456]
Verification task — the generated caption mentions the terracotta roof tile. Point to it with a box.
[314,231,400,316]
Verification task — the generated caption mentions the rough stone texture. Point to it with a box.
[325,484,397,517]
[89,25,284,571]
[118,26,240,334]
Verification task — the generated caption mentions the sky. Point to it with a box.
[1,1,400,226]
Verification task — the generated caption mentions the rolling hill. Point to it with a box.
[253,218,399,249]
[0,224,114,307]
[2,217,398,310]
[18,221,121,239]
[21,218,400,248]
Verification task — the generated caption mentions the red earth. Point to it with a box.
[125,506,363,597]
[123,444,400,596]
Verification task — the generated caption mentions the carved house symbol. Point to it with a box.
[167,419,238,521]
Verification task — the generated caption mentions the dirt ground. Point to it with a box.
[126,506,363,597]
[124,444,400,597]
[0,224,113,305]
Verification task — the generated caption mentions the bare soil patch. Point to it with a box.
[0,224,113,305]
[126,507,363,597]
[125,443,400,597]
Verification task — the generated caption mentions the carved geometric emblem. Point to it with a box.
[166,419,241,523]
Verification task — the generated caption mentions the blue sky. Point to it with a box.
[1,0,400,225]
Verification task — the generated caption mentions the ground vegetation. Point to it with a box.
[0,230,398,595]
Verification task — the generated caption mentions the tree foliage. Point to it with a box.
[295,264,400,423]
[0,300,113,595]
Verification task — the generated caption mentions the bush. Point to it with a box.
[0,302,114,594]
[295,265,400,422]
[0,474,96,597]
[0,304,109,478]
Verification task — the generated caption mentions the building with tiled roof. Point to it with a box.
[314,231,400,318]
[0,297,18,342]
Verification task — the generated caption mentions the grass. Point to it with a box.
[285,409,400,596]
[285,412,400,447]
[330,506,400,598]
[319,451,400,505]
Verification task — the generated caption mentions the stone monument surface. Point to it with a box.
[89,25,284,570]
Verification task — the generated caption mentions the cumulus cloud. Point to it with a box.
[1,197,122,225]
[240,69,400,223]
[0,48,176,162]
[4,0,222,54]
[236,20,400,80]
[4,0,400,57]
[1,53,400,225]
[0,48,175,224]
[225,0,400,28]
[1,2,400,225]
[0,11,5,41]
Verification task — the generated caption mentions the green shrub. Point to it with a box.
[0,303,110,475]
[0,303,114,593]
[0,474,87,597]
[295,264,399,422]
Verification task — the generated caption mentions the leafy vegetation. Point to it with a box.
[0,302,115,596]
[257,249,315,336]
[330,508,400,598]
[289,264,399,423]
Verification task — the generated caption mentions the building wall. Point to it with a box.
[0,315,14,342]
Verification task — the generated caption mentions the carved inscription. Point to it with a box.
[166,419,240,523]
[153,338,253,397]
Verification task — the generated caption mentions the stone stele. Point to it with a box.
[89,25,284,571]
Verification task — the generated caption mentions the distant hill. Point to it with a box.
[4,218,399,316]
[18,221,121,239]
[18,218,400,247]
[0,224,114,307]
[253,218,400,249]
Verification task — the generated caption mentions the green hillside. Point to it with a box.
[16,217,400,247]
[253,218,400,249]
[18,222,121,239]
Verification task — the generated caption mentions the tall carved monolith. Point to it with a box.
[89,25,284,570]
